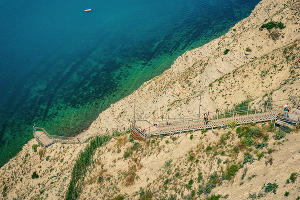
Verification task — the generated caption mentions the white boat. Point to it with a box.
[84,9,92,12]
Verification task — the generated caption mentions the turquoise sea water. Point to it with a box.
[0,0,260,166]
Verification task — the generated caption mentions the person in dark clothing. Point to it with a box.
[284,105,290,117]
[204,113,208,124]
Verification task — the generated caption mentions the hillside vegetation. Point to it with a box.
[0,0,299,199]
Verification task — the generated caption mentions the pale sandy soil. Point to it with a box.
[80,127,300,200]
[215,132,300,200]
[0,0,299,199]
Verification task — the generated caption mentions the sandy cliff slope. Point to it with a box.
[0,0,299,199]
[81,0,299,141]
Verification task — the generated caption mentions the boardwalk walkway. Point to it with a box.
[33,127,81,147]
[149,111,279,136]
[33,104,299,145]
[34,131,55,147]
[130,110,288,141]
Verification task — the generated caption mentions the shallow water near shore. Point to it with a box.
[0,0,260,166]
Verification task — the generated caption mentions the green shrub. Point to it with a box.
[220,134,229,145]
[206,146,213,152]
[264,182,278,194]
[237,126,264,147]
[205,172,221,194]
[113,195,125,200]
[245,47,252,52]
[207,195,221,200]
[223,164,240,180]
[169,195,176,200]
[32,144,39,152]
[190,135,193,140]
[252,128,263,138]
[236,126,251,138]
[248,193,257,199]
[164,178,171,185]
[274,130,285,140]
[186,179,194,190]
[284,191,289,197]
[46,156,50,161]
[139,188,153,200]
[165,140,169,144]
[268,122,275,132]
[131,142,140,151]
[224,49,230,55]
[165,160,172,168]
[257,152,264,160]
[260,21,286,30]
[32,171,39,179]
[66,135,111,200]
[255,142,268,149]
[228,122,237,130]
[191,190,196,198]
[202,129,208,134]
[188,152,195,161]
[198,184,205,196]
[289,172,297,183]
[112,130,122,137]
[267,148,275,154]
[129,135,134,143]
[2,185,7,197]
[123,151,132,159]
[98,176,104,184]
[263,135,269,142]
[241,137,254,147]
[197,172,203,183]
[243,153,255,164]
[204,183,215,194]
[233,146,239,153]
[241,168,247,180]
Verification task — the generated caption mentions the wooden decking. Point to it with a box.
[130,125,147,142]
[34,108,299,145]
[34,131,55,147]
[130,111,282,140]
[151,111,279,136]
[33,127,82,147]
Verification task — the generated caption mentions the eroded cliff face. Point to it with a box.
[0,0,299,199]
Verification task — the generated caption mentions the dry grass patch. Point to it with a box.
[123,165,138,186]
[38,148,45,159]
[115,135,128,149]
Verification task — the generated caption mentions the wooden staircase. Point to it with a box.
[130,125,147,142]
